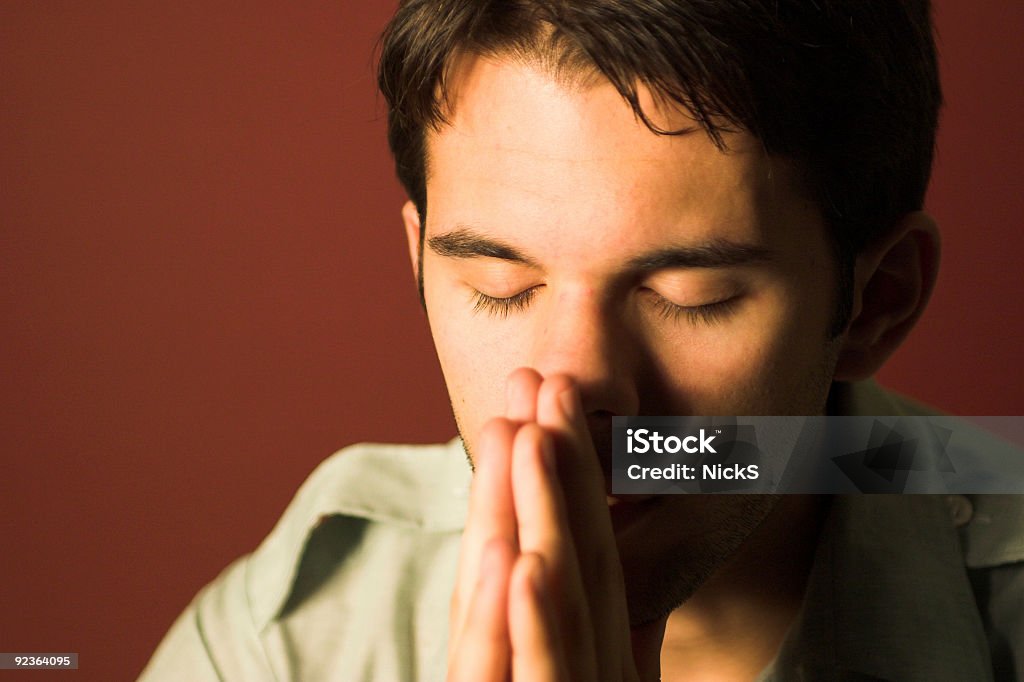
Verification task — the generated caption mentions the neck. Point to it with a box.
[634,495,829,682]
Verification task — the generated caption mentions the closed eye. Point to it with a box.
[471,286,740,325]
[649,293,740,326]
[471,286,541,318]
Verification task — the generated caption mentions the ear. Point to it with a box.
[401,200,422,281]
[833,211,941,381]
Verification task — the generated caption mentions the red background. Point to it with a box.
[1,2,1021,679]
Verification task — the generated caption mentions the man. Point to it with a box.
[142,1,1023,680]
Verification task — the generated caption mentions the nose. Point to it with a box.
[527,286,640,418]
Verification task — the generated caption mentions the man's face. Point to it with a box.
[410,56,842,621]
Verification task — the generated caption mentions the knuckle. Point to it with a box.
[514,421,547,449]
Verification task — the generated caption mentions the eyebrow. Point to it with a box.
[428,227,772,271]
[427,227,539,266]
[627,240,774,271]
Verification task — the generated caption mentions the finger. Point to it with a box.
[509,553,569,682]
[536,374,597,467]
[451,417,518,652]
[537,375,618,530]
[511,421,597,679]
[448,539,515,682]
[536,376,632,680]
[505,367,543,423]
[510,424,579,600]
[535,375,615,546]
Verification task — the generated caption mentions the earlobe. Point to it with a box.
[401,200,422,281]
[833,211,941,381]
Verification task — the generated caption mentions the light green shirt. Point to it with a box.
[140,381,1024,681]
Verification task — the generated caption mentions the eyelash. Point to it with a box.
[472,287,540,318]
[648,294,739,327]
[471,287,739,326]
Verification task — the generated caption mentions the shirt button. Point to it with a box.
[945,495,973,527]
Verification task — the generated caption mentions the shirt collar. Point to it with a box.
[247,438,470,630]
[758,494,993,681]
[758,380,993,680]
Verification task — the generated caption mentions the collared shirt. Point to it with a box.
[140,381,1024,681]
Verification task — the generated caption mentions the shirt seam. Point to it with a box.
[243,554,283,682]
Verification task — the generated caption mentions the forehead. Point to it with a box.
[424,55,809,255]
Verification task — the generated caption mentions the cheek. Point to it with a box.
[648,288,833,413]
[424,278,526,442]
[717,286,836,413]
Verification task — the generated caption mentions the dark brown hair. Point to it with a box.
[377,0,941,331]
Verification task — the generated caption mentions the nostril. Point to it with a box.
[589,405,618,428]
[586,410,618,432]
